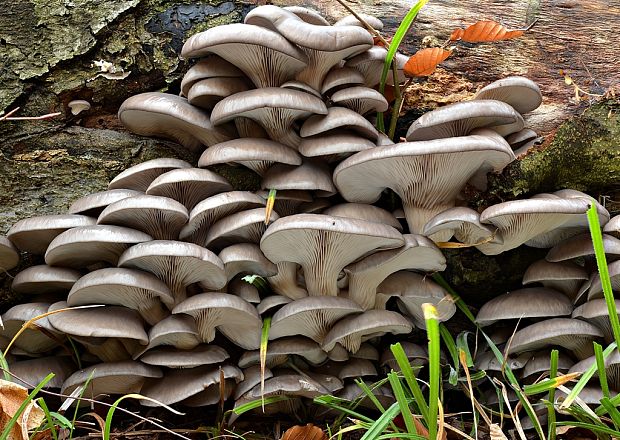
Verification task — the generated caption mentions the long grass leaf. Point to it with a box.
[388,372,417,435]
[313,395,374,423]
[390,343,428,421]
[555,421,620,437]
[360,402,402,440]
[35,397,58,440]
[423,303,440,440]
[547,350,559,440]
[594,342,610,400]
[259,316,271,409]
[600,397,620,429]
[231,396,289,415]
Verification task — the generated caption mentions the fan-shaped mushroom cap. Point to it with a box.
[477,194,608,255]
[505,128,538,149]
[98,195,188,240]
[573,298,620,344]
[198,138,302,176]
[351,343,379,361]
[0,236,19,271]
[376,271,455,328]
[556,385,617,406]
[238,336,327,368]
[12,265,81,295]
[235,365,274,400]
[62,360,162,397]
[334,14,383,30]
[1,303,60,353]
[474,350,530,372]
[211,88,327,149]
[180,56,246,97]
[45,225,152,268]
[422,207,497,244]
[546,233,620,263]
[108,158,192,192]
[265,262,308,300]
[245,6,372,91]
[219,243,277,281]
[345,235,445,310]
[187,77,251,110]
[173,292,262,350]
[227,277,261,304]
[328,203,400,230]
[282,6,328,25]
[380,342,427,371]
[331,87,389,115]
[7,215,96,255]
[298,131,376,162]
[269,296,363,342]
[67,268,174,325]
[181,23,307,88]
[68,189,142,216]
[301,106,379,141]
[522,350,574,379]
[68,100,91,115]
[261,214,403,297]
[322,310,412,353]
[345,46,407,87]
[256,295,292,315]
[338,358,378,380]
[321,67,365,95]
[604,215,620,236]
[507,318,603,360]
[257,190,313,217]
[407,100,524,140]
[140,345,229,368]
[119,240,225,305]
[522,260,589,299]
[476,287,573,326]
[249,373,325,399]
[145,168,232,211]
[48,301,148,344]
[338,381,395,409]
[118,93,235,152]
[205,207,279,252]
[588,260,620,302]
[262,160,336,196]
[9,356,74,389]
[334,135,514,236]
[474,76,543,114]
[133,315,199,359]
[281,80,323,98]
[569,350,620,390]
[180,191,265,245]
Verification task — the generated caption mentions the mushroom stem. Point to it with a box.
[268,262,308,299]
[402,202,454,241]
[75,337,131,362]
[303,265,340,297]
[139,302,171,326]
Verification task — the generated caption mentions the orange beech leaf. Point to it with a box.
[450,20,524,43]
[282,424,327,440]
[373,35,392,48]
[403,48,452,77]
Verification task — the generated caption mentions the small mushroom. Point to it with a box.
[473,76,543,114]
[9,356,74,389]
[180,56,246,97]
[345,46,408,87]
[522,350,574,381]
[301,106,379,142]
[205,207,280,252]
[298,131,376,163]
[68,100,91,115]
[238,336,327,368]
[1,303,61,354]
[0,236,19,271]
[11,265,81,296]
[330,87,389,115]
[572,298,620,344]
[133,315,200,358]
[321,67,365,95]
[68,189,142,217]
[108,158,192,192]
[522,260,589,300]
[218,243,277,281]
[187,77,251,110]
[262,159,336,197]
[546,232,620,263]
[139,345,229,369]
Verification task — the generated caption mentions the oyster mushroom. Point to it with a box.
[0,236,19,271]
[68,189,142,217]
[108,158,192,192]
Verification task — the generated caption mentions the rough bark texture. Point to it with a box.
[0,0,618,308]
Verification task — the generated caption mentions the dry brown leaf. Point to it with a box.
[489,423,509,440]
[281,424,327,440]
[0,379,45,440]
[403,48,452,77]
[450,20,524,43]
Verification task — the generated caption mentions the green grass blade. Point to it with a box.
[313,395,375,423]
[376,434,427,440]
[587,203,620,348]
[355,380,401,433]
[555,420,620,437]
[440,324,458,367]
[49,412,72,430]
[600,397,620,429]
[594,342,610,399]
[360,402,402,440]
[36,397,58,440]
[432,274,477,322]
[423,303,440,440]
[0,350,11,382]
[390,343,428,421]
[0,373,54,440]
[547,350,559,440]
[523,373,579,395]
[387,372,417,435]
[259,316,271,408]
[456,331,474,367]
[231,396,289,415]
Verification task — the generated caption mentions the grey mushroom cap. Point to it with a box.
[324,203,403,232]
[546,232,620,263]
[180,56,247,97]
[321,67,365,95]
[9,356,75,389]
[118,240,226,305]
[352,343,380,361]
[134,315,200,358]
[181,23,307,88]
[262,159,337,196]
[68,100,91,115]
[569,350,620,390]
[211,88,327,149]
[226,277,261,304]
[507,318,603,360]
[334,14,384,30]
[344,46,408,87]
[205,207,280,252]
[283,6,330,25]
[67,267,174,325]
[281,80,324,98]
[505,128,538,149]
[198,138,302,177]
[68,189,142,216]
[141,364,242,407]
[118,92,235,153]
[261,213,404,296]
[573,298,620,343]
[377,271,456,328]
[474,76,543,114]
[422,207,497,244]
[187,77,251,110]
[62,360,163,397]
[7,214,96,255]
[248,373,325,399]
[235,365,274,399]
[145,168,232,211]
[301,106,379,141]
[173,292,262,350]
[238,336,327,368]
[604,215,620,236]
[0,236,19,271]
[345,234,446,310]
[334,135,514,236]
[298,131,376,162]
[474,350,530,372]
[256,295,292,315]
[219,243,277,281]
[522,350,574,379]
[139,345,229,368]
[245,6,372,91]
[338,358,378,380]
[322,309,412,353]
[45,225,153,268]
[475,287,573,326]
[406,100,524,141]
[180,191,265,245]
[588,260,620,301]
[97,195,189,240]
[269,296,363,343]
[11,265,81,295]
[380,341,428,370]
[522,259,589,299]
[108,158,192,192]
[1,303,61,353]
[330,87,389,115]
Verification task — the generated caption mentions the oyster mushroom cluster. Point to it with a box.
[0,4,613,417]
